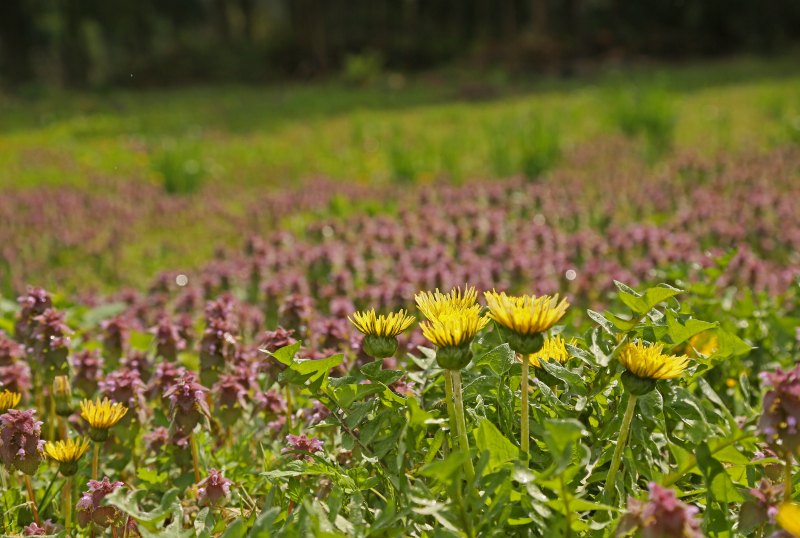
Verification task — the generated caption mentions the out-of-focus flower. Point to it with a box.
[685,330,718,358]
[143,426,170,453]
[213,374,248,424]
[283,434,323,461]
[302,400,330,425]
[31,308,72,381]
[524,335,574,368]
[258,327,297,354]
[52,375,73,417]
[80,398,128,442]
[0,332,24,366]
[0,389,21,412]
[0,409,44,474]
[484,291,569,354]
[15,287,52,345]
[100,315,128,366]
[198,469,232,506]
[151,316,186,361]
[616,482,703,538]
[164,372,211,439]
[71,350,104,395]
[44,437,90,476]
[98,369,146,420]
[76,477,124,528]
[22,520,58,536]
[758,364,800,456]
[199,317,235,386]
[777,503,800,537]
[0,362,32,399]
[740,478,784,528]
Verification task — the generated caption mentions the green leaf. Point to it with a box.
[219,519,247,538]
[359,360,404,385]
[587,309,616,335]
[129,330,155,351]
[474,418,518,472]
[695,443,744,504]
[619,284,683,315]
[194,507,215,538]
[663,311,717,345]
[474,343,516,374]
[418,450,471,482]
[264,342,302,366]
[540,418,587,472]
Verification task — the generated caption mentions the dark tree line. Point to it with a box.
[1,0,799,88]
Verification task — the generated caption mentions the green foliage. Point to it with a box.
[609,86,676,160]
[151,141,206,195]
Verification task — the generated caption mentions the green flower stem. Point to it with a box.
[443,371,458,443]
[450,369,475,482]
[191,432,202,483]
[92,442,100,480]
[785,452,794,502]
[605,393,638,502]
[520,354,530,458]
[23,474,41,526]
[64,477,73,533]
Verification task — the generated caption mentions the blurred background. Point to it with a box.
[1,0,799,302]
[2,0,800,87]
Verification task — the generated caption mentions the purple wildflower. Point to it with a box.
[76,477,125,528]
[198,469,232,506]
[617,482,703,538]
[0,409,44,474]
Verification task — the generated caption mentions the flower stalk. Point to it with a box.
[191,432,201,483]
[92,442,100,480]
[520,354,530,457]
[23,474,41,526]
[450,370,475,482]
[605,394,638,502]
[64,476,73,532]
[786,453,794,502]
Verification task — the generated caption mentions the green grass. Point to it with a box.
[2,54,800,191]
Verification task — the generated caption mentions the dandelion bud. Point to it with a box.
[436,344,473,370]
[53,375,73,416]
[499,326,544,355]
[363,334,399,359]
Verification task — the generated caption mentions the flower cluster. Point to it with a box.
[758,364,800,456]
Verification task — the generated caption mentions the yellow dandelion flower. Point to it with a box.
[80,398,128,442]
[0,390,22,412]
[45,437,90,464]
[45,437,90,477]
[349,309,415,337]
[484,290,569,335]
[777,503,800,537]
[618,341,689,381]
[415,286,479,321]
[524,335,576,368]
[420,310,490,349]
